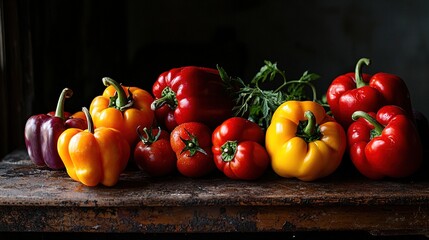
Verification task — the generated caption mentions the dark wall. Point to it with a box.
[2,0,429,158]
[125,0,429,116]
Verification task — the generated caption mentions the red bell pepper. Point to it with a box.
[24,88,86,169]
[151,66,234,131]
[327,58,413,129]
[347,105,422,180]
[212,117,270,180]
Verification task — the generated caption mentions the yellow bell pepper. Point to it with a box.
[57,107,130,187]
[265,101,346,181]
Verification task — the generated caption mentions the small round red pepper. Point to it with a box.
[348,105,422,179]
[212,117,269,180]
[170,122,215,178]
[134,126,177,177]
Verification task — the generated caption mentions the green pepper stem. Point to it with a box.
[179,129,207,156]
[102,77,128,108]
[355,58,371,88]
[136,125,161,145]
[303,111,316,136]
[82,107,94,134]
[352,110,384,136]
[220,141,238,162]
[296,110,322,142]
[150,87,177,110]
[54,88,73,120]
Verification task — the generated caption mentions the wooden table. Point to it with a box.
[0,149,428,236]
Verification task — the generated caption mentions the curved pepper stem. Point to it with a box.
[102,77,133,111]
[54,88,73,120]
[352,111,384,137]
[136,125,161,145]
[296,110,322,142]
[303,110,316,136]
[220,141,238,162]
[150,87,178,111]
[355,58,371,88]
[82,107,94,134]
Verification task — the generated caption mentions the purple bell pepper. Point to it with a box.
[24,88,86,169]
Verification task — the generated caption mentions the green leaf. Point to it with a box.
[217,60,325,130]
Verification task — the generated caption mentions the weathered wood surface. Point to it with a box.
[0,150,428,234]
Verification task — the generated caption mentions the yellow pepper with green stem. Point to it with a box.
[265,101,346,181]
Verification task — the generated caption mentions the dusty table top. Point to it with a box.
[0,149,428,234]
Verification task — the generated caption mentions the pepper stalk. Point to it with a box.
[103,77,134,111]
[54,88,74,120]
[82,107,94,133]
[296,110,322,142]
[220,141,238,162]
[355,58,371,88]
[352,110,385,139]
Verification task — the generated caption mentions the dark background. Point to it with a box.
[2,0,429,159]
[1,1,429,239]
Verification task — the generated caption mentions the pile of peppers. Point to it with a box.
[327,58,425,179]
[22,59,427,186]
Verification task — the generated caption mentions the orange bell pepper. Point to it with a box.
[57,107,130,187]
[89,77,154,146]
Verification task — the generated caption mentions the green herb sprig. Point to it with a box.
[218,60,326,130]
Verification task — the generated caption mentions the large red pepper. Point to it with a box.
[24,88,86,169]
[327,58,413,129]
[347,105,422,180]
[151,66,234,131]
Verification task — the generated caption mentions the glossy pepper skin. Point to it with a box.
[24,88,86,169]
[212,117,269,180]
[134,126,177,177]
[170,122,215,178]
[151,66,234,131]
[57,107,130,187]
[265,101,346,181]
[348,105,422,180]
[89,77,154,147]
[327,58,413,129]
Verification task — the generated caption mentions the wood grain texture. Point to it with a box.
[0,150,428,234]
